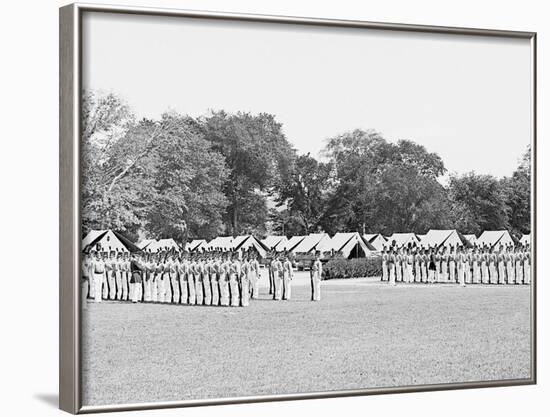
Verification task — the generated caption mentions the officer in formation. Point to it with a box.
[83,248,266,307]
[381,244,531,286]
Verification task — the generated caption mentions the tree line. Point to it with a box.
[82,91,531,244]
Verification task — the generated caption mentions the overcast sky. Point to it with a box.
[82,12,532,178]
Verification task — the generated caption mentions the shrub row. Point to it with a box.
[322,256,382,280]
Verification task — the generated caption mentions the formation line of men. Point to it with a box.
[82,249,324,305]
[381,244,531,286]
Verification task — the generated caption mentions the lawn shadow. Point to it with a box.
[34,393,58,409]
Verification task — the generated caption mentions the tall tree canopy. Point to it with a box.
[448,172,510,235]
[81,90,531,242]
[321,129,447,234]
[274,153,333,235]
[200,111,296,235]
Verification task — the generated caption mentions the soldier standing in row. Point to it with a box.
[249,254,260,299]
[311,251,322,301]
[229,253,241,307]
[272,255,283,300]
[240,255,250,307]
[388,249,397,286]
[381,248,388,282]
[219,253,230,306]
[282,254,293,300]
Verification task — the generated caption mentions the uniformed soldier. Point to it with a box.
[129,253,146,303]
[428,248,437,284]
[104,250,116,300]
[480,248,489,284]
[465,248,472,284]
[240,255,250,307]
[414,249,421,283]
[311,251,322,300]
[420,249,428,283]
[113,251,122,300]
[388,248,397,286]
[229,253,241,307]
[395,249,403,283]
[489,249,498,284]
[272,255,283,300]
[381,248,389,282]
[434,249,441,283]
[152,253,163,302]
[269,253,277,295]
[121,252,130,301]
[249,253,260,299]
[448,247,456,283]
[202,254,212,306]
[515,248,524,284]
[187,254,196,305]
[91,250,106,302]
[282,253,293,300]
[457,247,466,287]
[81,252,92,300]
[210,253,220,306]
[523,247,530,284]
[219,253,230,306]
[472,248,480,284]
[170,253,180,303]
[497,247,507,285]
[506,246,516,284]
[178,253,188,304]
[405,249,414,283]
[440,247,449,282]
[195,254,205,305]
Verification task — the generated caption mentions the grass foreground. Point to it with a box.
[82,271,532,406]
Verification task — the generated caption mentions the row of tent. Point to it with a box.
[82,229,531,259]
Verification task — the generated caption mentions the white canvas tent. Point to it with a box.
[463,234,478,247]
[208,236,234,252]
[321,232,374,258]
[232,235,268,258]
[520,234,531,246]
[82,229,140,253]
[261,235,288,252]
[387,233,421,248]
[284,235,306,253]
[421,229,467,249]
[363,233,387,251]
[188,239,209,252]
[477,230,515,249]
[292,233,331,254]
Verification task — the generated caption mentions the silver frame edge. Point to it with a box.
[59,2,537,414]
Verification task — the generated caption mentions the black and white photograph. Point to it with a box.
[76,7,534,409]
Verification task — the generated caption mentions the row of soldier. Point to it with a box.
[82,249,324,305]
[381,245,531,286]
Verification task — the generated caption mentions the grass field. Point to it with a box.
[81,271,532,406]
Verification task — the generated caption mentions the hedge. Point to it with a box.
[322,256,382,280]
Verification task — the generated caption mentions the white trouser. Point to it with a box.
[93,273,103,302]
[131,283,140,302]
[311,273,321,301]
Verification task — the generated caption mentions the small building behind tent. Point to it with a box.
[363,233,387,251]
[386,233,421,249]
[520,233,531,246]
[322,232,375,259]
[208,236,234,252]
[188,239,209,252]
[82,229,140,253]
[477,230,515,250]
[421,229,467,249]
[262,235,288,252]
[232,235,268,258]
[463,234,478,247]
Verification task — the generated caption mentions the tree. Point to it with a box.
[322,129,447,234]
[200,111,296,235]
[275,153,333,234]
[81,91,229,241]
[501,146,531,236]
[448,172,510,235]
